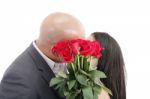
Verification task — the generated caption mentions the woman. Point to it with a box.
[88,32,126,99]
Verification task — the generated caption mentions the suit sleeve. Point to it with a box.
[0,69,39,99]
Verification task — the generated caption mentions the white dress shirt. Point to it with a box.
[33,42,67,75]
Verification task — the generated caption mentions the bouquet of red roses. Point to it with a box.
[50,39,112,99]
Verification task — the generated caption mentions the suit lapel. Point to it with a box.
[27,44,66,99]
[27,44,55,84]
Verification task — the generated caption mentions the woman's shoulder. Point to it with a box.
[98,89,110,99]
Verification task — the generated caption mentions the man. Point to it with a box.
[0,12,85,99]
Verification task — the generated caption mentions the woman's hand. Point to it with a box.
[98,89,110,99]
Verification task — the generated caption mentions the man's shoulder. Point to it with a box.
[0,48,42,99]
[3,47,38,79]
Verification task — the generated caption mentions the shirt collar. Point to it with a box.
[32,41,55,69]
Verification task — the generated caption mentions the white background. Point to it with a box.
[0,0,150,99]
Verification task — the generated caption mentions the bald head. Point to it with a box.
[38,12,85,45]
[36,12,85,62]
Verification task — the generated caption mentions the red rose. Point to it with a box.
[71,39,94,56]
[52,40,74,63]
[78,40,94,56]
[70,39,81,55]
[52,39,103,63]
[91,41,103,58]
[71,39,103,57]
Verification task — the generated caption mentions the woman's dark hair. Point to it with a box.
[92,32,126,99]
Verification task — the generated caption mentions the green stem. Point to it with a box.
[81,56,84,69]
[71,63,75,72]
[79,69,91,77]
[89,56,92,70]
[77,55,80,70]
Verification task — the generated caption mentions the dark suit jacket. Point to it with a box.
[0,44,64,99]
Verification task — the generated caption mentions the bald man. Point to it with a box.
[0,12,85,99]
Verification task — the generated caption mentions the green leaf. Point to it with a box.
[93,84,102,94]
[67,92,78,99]
[67,80,76,90]
[89,57,98,71]
[49,77,64,87]
[82,86,93,99]
[89,70,107,80]
[93,84,102,99]
[93,91,98,99]
[79,69,90,77]
[77,95,83,99]
[54,81,65,90]
[57,71,67,78]
[75,73,88,86]
[94,78,104,86]
[102,86,113,96]
[64,91,69,96]
[66,90,82,99]
[58,85,66,97]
